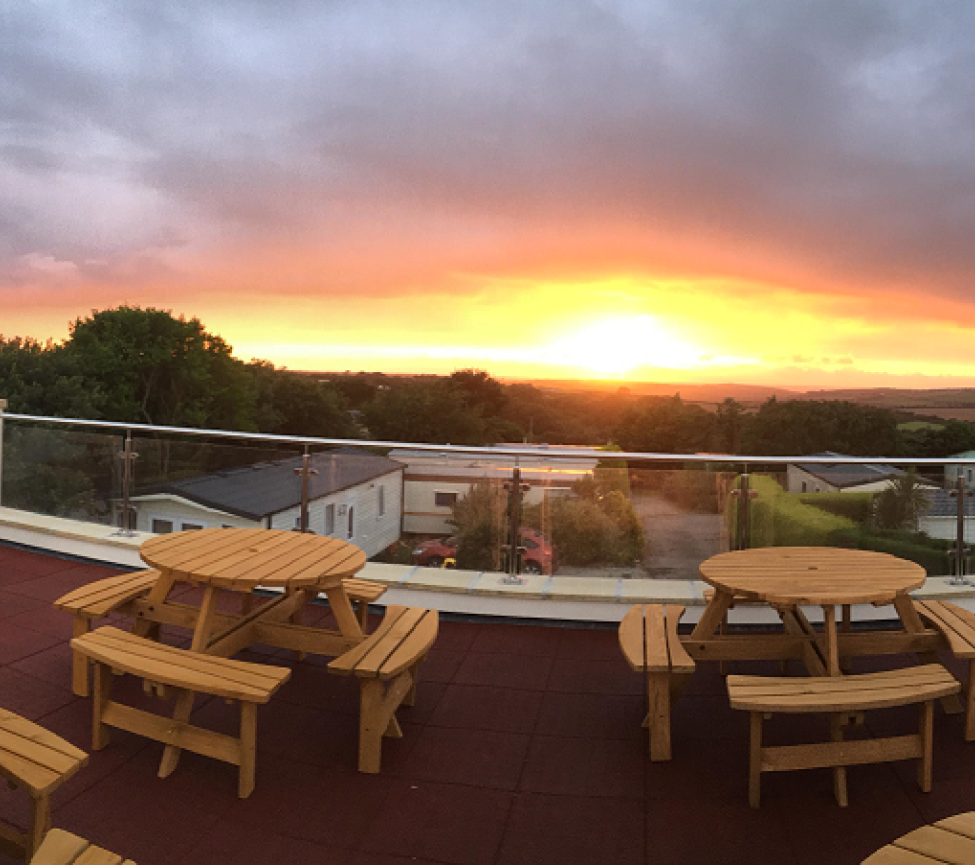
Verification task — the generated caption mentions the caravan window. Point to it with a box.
[325,503,335,535]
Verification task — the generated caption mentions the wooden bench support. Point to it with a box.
[72,627,290,797]
[329,606,438,773]
[729,665,959,808]
[0,710,88,861]
[619,604,696,762]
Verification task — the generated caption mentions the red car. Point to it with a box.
[412,528,558,574]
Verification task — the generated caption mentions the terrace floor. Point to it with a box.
[1,544,975,865]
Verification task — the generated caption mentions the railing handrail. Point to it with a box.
[1,409,973,467]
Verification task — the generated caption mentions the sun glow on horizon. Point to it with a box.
[543,315,711,377]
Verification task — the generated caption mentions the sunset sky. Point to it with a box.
[2,1,975,388]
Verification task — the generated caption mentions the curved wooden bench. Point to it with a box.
[728,664,960,808]
[619,604,695,761]
[30,828,134,865]
[916,600,975,740]
[0,710,88,860]
[71,627,290,798]
[54,570,161,697]
[329,606,438,773]
[862,811,975,864]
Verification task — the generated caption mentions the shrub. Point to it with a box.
[797,492,874,524]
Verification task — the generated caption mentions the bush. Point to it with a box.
[524,490,645,567]
[797,492,874,524]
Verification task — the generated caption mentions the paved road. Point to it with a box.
[630,490,726,580]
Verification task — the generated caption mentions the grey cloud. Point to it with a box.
[1,0,974,301]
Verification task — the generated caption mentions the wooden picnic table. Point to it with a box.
[137,527,368,658]
[694,547,928,676]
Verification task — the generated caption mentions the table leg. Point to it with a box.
[690,589,735,640]
[840,604,852,672]
[780,607,827,676]
[323,584,364,642]
[190,586,220,653]
[823,605,840,677]
[133,571,176,639]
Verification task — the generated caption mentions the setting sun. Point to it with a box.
[543,315,705,377]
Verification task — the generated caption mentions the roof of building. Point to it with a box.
[948,450,975,460]
[132,449,402,521]
[793,451,906,489]
[921,487,975,518]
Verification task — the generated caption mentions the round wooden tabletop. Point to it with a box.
[140,527,367,591]
[699,546,926,606]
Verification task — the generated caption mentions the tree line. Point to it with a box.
[2,306,974,459]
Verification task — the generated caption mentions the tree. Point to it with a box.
[0,336,101,417]
[715,398,743,454]
[874,471,930,531]
[64,307,256,430]
[360,379,491,444]
[741,398,901,456]
[614,395,716,453]
[247,363,356,438]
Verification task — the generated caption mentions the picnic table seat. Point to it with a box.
[329,605,438,773]
[861,810,975,864]
[0,709,89,860]
[30,828,134,865]
[727,664,960,808]
[915,599,975,740]
[619,604,695,761]
[54,570,161,697]
[70,627,290,798]
[56,571,388,696]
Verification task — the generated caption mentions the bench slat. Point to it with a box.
[895,825,975,862]
[645,605,669,673]
[29,828,132,865]
[728,665,959,713]
[918,601,975,659]
[328,607,408,675]
[342,578,387,603]
[0,713,87,796]
[72,627,290,703]
[351,607,428,677]
[54,571,159,617]
[936,812,975,840]
[376,611,438,680]
[664,605,695,674]
[618,605,645,671]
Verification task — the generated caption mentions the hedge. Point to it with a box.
[726,475,952,574]
[797,492,874,524]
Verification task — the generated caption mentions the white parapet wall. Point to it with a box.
[3,506,975,623]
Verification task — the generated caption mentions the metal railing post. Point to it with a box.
[293,445,317,532]
[730,472,756,551]
[0,399,6,507]
[949,475,972,584]
[502,467,529,583]
[115,431,138,536]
